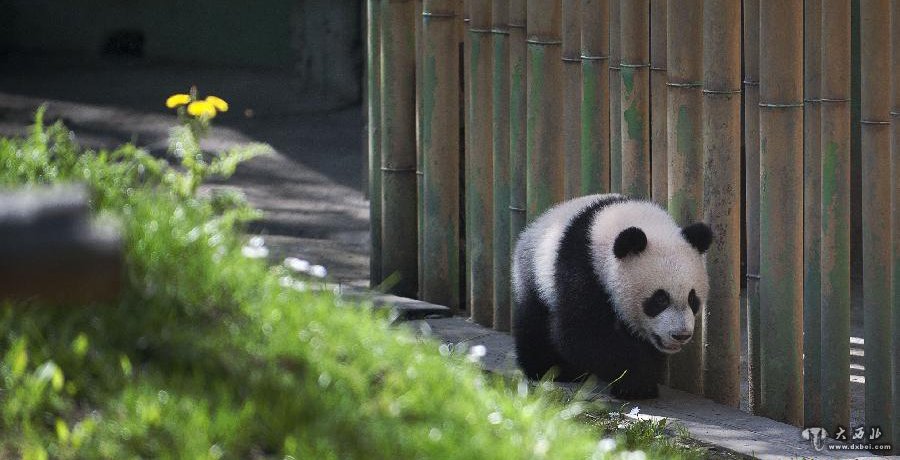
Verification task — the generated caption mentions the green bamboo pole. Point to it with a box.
[619,0,650,199]
[650,0,667,207]
[367,0,384,287]
[467,0,494,327]
[892,0,900,450]
[580,0,609,194]
[380,0,418,297]
[420,0,461,310]
[666,0,704,395]
[860,0,894,444]
[492,1,511,331]
[742,0,761,414]
[758,0,803,426]
[563,0,582,198]
[701,0,740,408]
[526,0,564,219]
[416,0,425,297]
[609,0,622,193]
[819,0,851,435]
[509,0,527,299]
[802,0,823,428]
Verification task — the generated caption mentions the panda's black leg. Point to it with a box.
[607,349,665,400]
[513,292,567,380]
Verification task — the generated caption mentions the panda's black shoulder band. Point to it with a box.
[613,227,648,259]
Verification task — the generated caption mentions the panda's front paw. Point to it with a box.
[610,381,659,400]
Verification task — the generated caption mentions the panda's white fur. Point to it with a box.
[512,194,712,398]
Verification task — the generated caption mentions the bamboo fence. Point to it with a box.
[362,0,899,440]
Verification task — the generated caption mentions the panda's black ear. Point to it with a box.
[613,227,647,259]
[682,222,713,254]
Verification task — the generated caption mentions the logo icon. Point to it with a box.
[802,427,829,451]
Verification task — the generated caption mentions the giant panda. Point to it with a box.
[511,193,713,399]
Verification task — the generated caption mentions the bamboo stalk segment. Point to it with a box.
[467,0,494,327]
[367,0,384,287]
[563,0,582,198]
[666,0,704,395]
[420,0,462,310]
[819,0,851,435]
[742,0,761,415]
[758,0,804,426]
[619,0,650,199]
[649,0,667,207]
[526,0,564,219]
[492,0,512,331]
[416,0,425,296]
[609,0,622,192]
[802,0,823,428]
[509,0,527,275]
[380,0,419,297]
[580,0,609,194]
[860,0,894,443]
[892,0,900,450]
[701,0,741,408]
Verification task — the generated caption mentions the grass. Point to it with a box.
[0,109,705,459]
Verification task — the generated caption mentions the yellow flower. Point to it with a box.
[205,96,229,113]
[187,100,217,118]
[166,93,191,109]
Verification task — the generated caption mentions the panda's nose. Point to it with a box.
[671,332,692,343]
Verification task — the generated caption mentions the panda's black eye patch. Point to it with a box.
[688,289,701,314]
[642,289,670,317]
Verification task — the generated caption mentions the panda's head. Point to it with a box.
[604,221,713,354]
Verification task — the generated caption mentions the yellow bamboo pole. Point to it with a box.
[891,0,900,450]
[420,0,462,309]
[860,0,894,443]
[580,0,609,194]
[380,0,419,297]
[819,0,851,434]
[666,0,704,395]
[619,0,650,199]
[701,0,741,408]
[526,0,564,219]
[758,0,803,426]
[891,0,900,448]
[467,0,494,327]
[742,0,761,415]
[509,0,527,283]
[492,0,512,331]
[802,0,823,427]
[563,0,582,198]
[650,0,667,207]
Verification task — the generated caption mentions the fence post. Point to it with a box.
[509,0,527,309]
[701,0,741,408]
[580,0,609,195]
[742,0,761,415]
[619,0,650,199]
[420,0,462,310]
[609,0,622,193]
[380,0,418,297]
[467,0,494,326]
[666,0,704,395]
[367,0,383,287]
[758,0,803,426]
[416,0,425,297]
[525,0,564,219]
[819,0,852,434]
[891,0,900,450]
[492,1,512,331]
[802,0,823,428]
[649,0,667,207]
[562,0,582,199]
[860,0,894,445]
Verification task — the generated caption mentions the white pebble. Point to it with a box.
[309,265,328,278]
[284,257,310,273]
